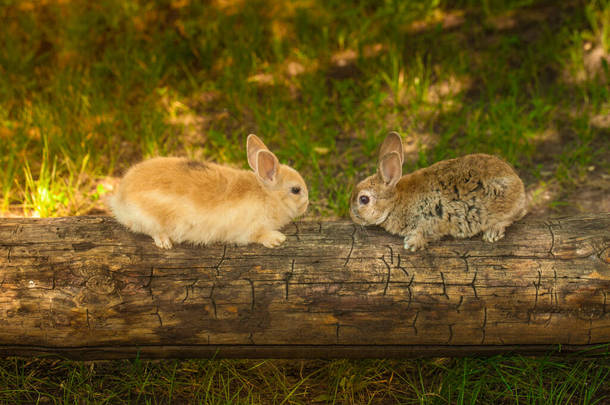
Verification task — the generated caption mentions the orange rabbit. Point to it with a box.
[110,135,308,249]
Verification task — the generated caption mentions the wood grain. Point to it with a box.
[0,214,608,359]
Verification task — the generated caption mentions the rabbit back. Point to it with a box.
[386,154,526,242]
[110,157,278,246]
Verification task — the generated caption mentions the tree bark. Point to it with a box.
[0,214,608,360]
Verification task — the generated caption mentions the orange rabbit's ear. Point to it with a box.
[255,150,279,185]
[378,151,402,187]
[247,134,270,171]
[379,131,404,165]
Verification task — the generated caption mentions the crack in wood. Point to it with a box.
[86,308,91,330]
[387,245,394,265]
[546,221,556,258]
[144,267,154,299]
[293,222,301,241]
[11,225,22,240]
[456,295,464,312]
[182,278,200,303]
[381,255,391,296]
[458,252,470,273]
[588,319,592,344]
[249,333,255,344]
[411,311,419,335]
[406,274,415,310]
[396,254,409,278]
[440,272,449,300]
[343,225,356,267]
[214,245,227,276]
[470,271,478,299]
[6,246,11,263]
[448,324,454,344]
[462,257,470,273]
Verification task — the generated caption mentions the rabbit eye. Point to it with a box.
[291,186,301,195]
[359,195,370,205]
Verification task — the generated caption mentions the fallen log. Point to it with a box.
[0,214,608,360]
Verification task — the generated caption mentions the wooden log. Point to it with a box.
[0,214,608,360]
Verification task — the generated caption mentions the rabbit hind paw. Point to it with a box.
[482,225,506,243]
[258,230,286,248]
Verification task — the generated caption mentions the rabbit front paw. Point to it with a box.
[482,224,506,243]
[258,230,286,248]
[403,233,426,252]
[153,235,173,249]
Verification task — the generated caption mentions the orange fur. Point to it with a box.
[109,135,308,249]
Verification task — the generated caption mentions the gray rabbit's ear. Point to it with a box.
[247,134,270,171]
[255,150,279,185]
[379,131,404,165]
[378,151,402,187]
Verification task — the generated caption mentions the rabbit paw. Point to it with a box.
[403,233,426,252]
[153,235,173,249]
[482,225,506,243]
[258,230,286,248]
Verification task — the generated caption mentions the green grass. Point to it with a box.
[1,0,608,217]
[1,0,609,403]
[0,354,608,404]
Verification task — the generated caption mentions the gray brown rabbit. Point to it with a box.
[110,134,309,249]
[350,132,527,250]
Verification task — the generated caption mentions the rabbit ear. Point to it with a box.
[247,134,270,171]
[255,150,279,185]
[379,131,404,165]
[379,151,402,187]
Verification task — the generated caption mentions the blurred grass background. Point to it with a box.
[0,0,609,403]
